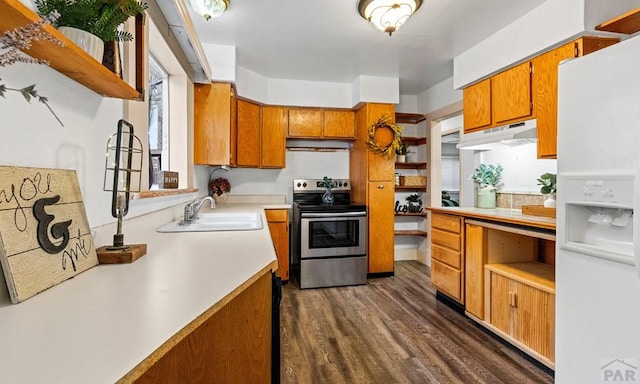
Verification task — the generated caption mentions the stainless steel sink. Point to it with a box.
[157,212,263,233]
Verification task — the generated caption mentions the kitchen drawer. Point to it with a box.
[431,228,461,252]
[432,213,462,233]
[265,209,288,222]
[431,244,461,269]
[431,259,462,302]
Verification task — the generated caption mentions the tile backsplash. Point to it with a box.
[496,192,545,209]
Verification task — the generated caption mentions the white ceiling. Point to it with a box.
[188,0,547,95]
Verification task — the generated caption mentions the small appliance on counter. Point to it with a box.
[291,179,368,289]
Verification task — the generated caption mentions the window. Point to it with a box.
[148,56,169,188]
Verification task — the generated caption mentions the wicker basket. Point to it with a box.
[399,175,427,186]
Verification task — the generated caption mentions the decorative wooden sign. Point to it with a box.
[0,166,98,303]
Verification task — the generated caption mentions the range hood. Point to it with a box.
[457,119,537,150]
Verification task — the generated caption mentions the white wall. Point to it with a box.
[472,141,557,193]
[453,0,639,89]
[194,150,350,203]
[418,77,461,114]
[0,64,126,228]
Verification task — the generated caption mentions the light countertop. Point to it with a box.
[428,206,556,231]
[0,201,287,383]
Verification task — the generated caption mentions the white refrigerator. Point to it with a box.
[557,34,640,383]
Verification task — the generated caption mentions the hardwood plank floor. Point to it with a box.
[281,261,553,384]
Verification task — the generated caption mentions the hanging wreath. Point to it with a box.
[368,114,403,157]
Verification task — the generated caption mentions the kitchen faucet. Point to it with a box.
[182,196,215,224]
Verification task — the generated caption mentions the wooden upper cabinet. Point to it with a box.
[194,82,236,165]
[463,78,492,133]
[287,108,356,139]
[533,36,619,159]
[533,41,576,159]
[236,99,261,167]
[323,110,355,138]
[261,106,287,168]
[576,36,620,56]
[288,108,323,137]
[492,61,533,125]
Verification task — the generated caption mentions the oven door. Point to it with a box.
[300,211,367,258]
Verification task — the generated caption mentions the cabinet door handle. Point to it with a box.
[378,185,384,189]
[508,291,518,308]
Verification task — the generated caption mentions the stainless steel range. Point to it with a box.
[291,179,368,289]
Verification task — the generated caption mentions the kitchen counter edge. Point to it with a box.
[427,207,556,231]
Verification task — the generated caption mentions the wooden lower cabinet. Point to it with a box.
[431,259,462,301]
[266,209,289,281]
[368,181,395,274]
[131,270,273,383]
[485,262,555,366]
[430,212,464,304]
[465,223,488,319]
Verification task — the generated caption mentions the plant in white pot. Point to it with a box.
[536,172,557,208]
[395,141,410,163]
[470,163,503,209]
[35,0,147,62]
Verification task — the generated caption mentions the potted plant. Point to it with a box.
[406,193,423,213]
[395,141,410,163]
[470,163,503,208]
[35,0,148,62]
[536,172,557,208]
[209,177,231,204]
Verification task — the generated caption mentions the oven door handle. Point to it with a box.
[301,211,367,218]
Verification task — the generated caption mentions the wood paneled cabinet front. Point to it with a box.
[236,101,286,169]
[236,99,261,167]
[133,270,273,383]
[194,82,237,165]
[265,209,289,281]
[261,106,287,168]
[463,78,492,132]
[430,213,464,303]
[464,223,488,319]
[368,181,395,274]
[287,108,355,139]
[533,37,619,159]
[485,262,555,365]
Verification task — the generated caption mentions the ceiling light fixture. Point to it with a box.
[190,0,229,21]
[358,0,422,36]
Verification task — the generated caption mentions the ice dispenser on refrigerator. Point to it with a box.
[560,175,634,266]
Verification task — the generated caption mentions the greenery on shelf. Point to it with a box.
[536,172,557,194]
[395,140,410,155]
[470,163,503,188]
[35,0,148,42]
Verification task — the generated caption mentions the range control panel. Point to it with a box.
[293,178,351,193]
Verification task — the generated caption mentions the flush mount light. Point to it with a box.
[190,0,229,21]
[358,0,422,36]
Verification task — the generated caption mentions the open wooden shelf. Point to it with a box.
[596,7,640,34]
[395,212,427,217]
[395,162,427,170]
[401,136,427,146]
[394,230,428,237]
[395,113,426,124]
[0,0,143,100]
[395,185,427,192]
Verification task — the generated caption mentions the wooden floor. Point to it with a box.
[280,261,553,384]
